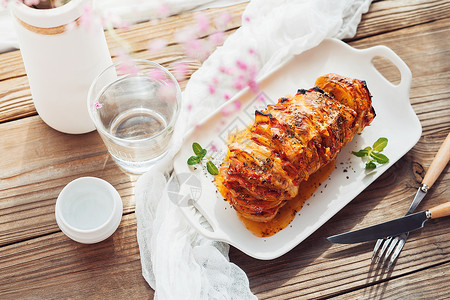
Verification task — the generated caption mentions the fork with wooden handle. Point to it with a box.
[372,132,450,268]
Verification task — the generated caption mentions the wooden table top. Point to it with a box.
[1,1,449,299]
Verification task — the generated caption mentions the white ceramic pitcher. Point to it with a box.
[11,0,112,134]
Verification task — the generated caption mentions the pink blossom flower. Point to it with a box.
[116,49,139,76]
[224,92,231,100]
[215,12,232,30]
[147,39,167,52]
[233,79,244,90]
[184,38,211,61]
[94,102,102,109]
[156,3,171,18]
[219,66,232,74]
[158,83,177,103]
[79,4,93,29]
[221,107,232,116]
[187,103,193,111]
[210,143,218,152]
[195,12,210,33]
[184,38,202,57]
[172,62,188,82]
[24,0,40,6]
[234,100,242,110]
[118,20,130,30]
[101,12,128,30]
[148,69,166,81]
[248,79,259,93]
[236,59,248,71]
[208,84,216,94]
[174,26,196,44]
[209,31,225,45]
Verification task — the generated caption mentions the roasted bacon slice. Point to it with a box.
[216,74,375,222]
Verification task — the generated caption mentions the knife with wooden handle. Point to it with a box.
[406,132,450,215]
[327,201,450,244]
[422,132,450,188]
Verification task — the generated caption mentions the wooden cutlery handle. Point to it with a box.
[422,132,450,188]
[429,201,450,219]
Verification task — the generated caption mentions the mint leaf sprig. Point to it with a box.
[352,137,389,169]
[187,142,219,175]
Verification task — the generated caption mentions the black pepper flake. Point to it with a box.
[312,86,326,94]
[346,176,349,179]
[343,169,348,173]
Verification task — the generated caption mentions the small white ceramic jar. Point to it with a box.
[55,177,123,243]
[11,0,113,134]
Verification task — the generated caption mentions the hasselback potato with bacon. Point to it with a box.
[215,74,376,222]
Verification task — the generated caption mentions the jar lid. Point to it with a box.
[55,177,123,244]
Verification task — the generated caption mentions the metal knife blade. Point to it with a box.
[407,186,427,215]
[327,211,430,244]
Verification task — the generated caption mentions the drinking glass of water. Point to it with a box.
[88,59,181,174]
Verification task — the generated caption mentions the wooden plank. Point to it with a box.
[0,116,137,246]
[333,261,450,299]
[0,214,154,299]
[354,0,450,40]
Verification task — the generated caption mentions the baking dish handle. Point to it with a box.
[179,204,229,242]
[361,45,412,95]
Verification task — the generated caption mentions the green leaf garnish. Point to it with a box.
[198,148,207,159]
[352,147,371,157]
[352,138,389,169]
[370,152,389,164]
[372,137,388,152]
[365,161,377,169]
[192,142,203,156]
[187,142,219,176]
[187,156,201,165]
[206,161,219,175]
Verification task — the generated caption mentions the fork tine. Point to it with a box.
[375,237,391,264]
[381,236,399,266]
[387,233,409,268]
[371,238,383,261]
